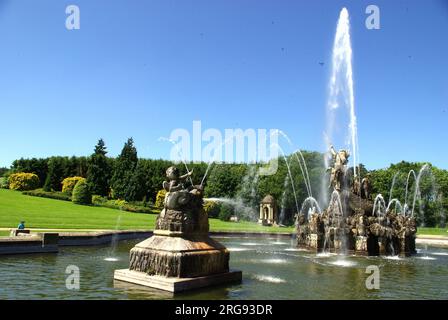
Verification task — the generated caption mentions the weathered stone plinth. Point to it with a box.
[114,269,242,293]
[114,230,242,293]
[128,232,230,278]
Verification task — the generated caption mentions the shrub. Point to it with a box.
[155,189,167,208]
[62,176,84,195]
[22,189,72,201]
[218,203,234,221]
[203,200,221,218]
[8,173,40,191]
[92,195,155,214]
[0,177,9,189]
[72,178,92,205]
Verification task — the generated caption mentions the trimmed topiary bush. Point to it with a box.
[203,200,221,218]
[155,189,167,209]
[8,173,40,191]
[72,178,92,205]
[62,176,84,195]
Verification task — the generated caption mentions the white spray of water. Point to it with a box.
[326,8,359,178]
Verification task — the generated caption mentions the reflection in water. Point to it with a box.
[0,237,448,299]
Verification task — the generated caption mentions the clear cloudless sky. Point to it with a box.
[0,0,447,169]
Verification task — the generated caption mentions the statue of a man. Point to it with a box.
[328,145,350,191]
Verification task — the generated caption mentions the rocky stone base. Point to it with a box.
[355,236,368,254]
[114,269,242,293]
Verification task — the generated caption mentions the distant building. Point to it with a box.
[258,195,278,226]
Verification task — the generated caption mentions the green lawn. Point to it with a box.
[2,189,444,236]
[0,189,293,233]
[417,227,448,236]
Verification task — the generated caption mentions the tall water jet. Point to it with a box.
[325,7,359,179]
[388,172,400,204]
[279,175,290,224]
[273,143,300,214]
[404,169,417,210]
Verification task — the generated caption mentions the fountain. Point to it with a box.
[295,144,418,256]
[114,166,242,292]
[295,8,418,257]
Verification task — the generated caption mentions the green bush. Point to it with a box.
[0,177,9,189]
[92,195,155,214]
[62,176,84,195]
[203,200,221,218]
[8,172,40,191]
[72,178,92,205]
[22,189,72,201]
[218,203,234,221]
[155,189,167,208]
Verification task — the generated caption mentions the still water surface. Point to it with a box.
[1,236,447,299]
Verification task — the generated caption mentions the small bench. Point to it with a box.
[10,229,31,237]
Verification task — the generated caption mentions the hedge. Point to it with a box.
[22,189,72,201]
[92,195,156,214]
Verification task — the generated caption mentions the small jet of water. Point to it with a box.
[384,255,401,261]
[226,247,249,252]
[253,275,286,284]
[104,257,119,262]
[240,242,258,246]
[330,259,357,267]
[430,252,448,256]
[418,256,436,261]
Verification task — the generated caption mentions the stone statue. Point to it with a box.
[328,145,350,192]
[162,166,193,193]
[352,177,361,196]
[361,174,371,200]
[160,166,205,211]
[117,165,242,291]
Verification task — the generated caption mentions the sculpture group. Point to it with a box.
[296,145,417,256]
[114,166,241,293]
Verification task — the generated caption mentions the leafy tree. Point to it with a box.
[110,138,138,200]
[11,158,48,186]
[43,157,67,191]
[0,167,8,176]
[86,139,112,197]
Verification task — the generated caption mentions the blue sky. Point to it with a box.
[0,0,447,169]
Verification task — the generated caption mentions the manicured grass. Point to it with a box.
[417,227,448,237]
[0,189,293,233]
[5,189,444,236]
